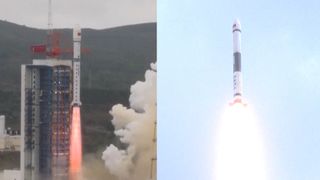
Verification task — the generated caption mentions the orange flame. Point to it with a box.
[69,106,82,176]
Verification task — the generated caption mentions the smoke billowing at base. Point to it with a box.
[101,62,157,180]
[80,153,117,180]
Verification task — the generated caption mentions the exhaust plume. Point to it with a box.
[214,104,268,180]
[102,62,157,180]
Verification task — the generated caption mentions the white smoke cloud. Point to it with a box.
[81,152,117,180]
[102,62,157,180]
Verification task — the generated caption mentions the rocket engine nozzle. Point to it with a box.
[229,96,247,106]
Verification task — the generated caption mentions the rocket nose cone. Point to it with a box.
[233,18,241,31]
[73,24,81,40]
[73,24,81,33]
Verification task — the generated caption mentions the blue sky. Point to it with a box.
[158,0,320,179]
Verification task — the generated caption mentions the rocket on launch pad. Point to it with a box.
[69,26,82,175]
[72,25,81,107]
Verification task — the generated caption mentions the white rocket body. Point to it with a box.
[72,26,81,106]
[232,19,244,105]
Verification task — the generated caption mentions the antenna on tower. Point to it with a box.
[46,0,58,58]
[48,0,53,33]
[31,0,89,58]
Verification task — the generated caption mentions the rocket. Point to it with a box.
[72,25,81,106]
[70,27,83,175]
[231,19,245,105]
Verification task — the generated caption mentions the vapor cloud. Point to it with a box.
[102,62,157,180]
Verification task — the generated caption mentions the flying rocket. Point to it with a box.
[231,19,245,105]
[72,25,81,106]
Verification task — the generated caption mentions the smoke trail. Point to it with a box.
[102,62,157,180]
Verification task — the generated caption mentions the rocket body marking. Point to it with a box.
[72,26,81,106]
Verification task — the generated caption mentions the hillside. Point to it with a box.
[0,20,156,153]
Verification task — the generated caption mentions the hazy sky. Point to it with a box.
[159,0,320,179]
[0,0,156,29]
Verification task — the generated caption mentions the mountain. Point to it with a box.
[0,20,156,153]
